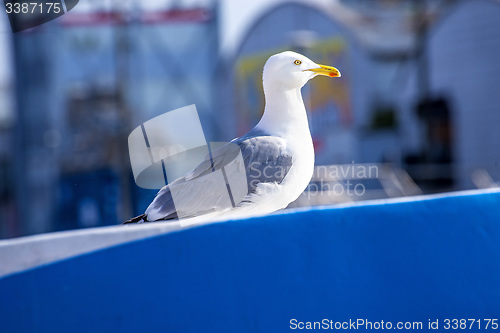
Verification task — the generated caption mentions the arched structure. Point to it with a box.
[223,2,368,165]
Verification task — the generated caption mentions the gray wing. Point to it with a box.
[145,130,293,221]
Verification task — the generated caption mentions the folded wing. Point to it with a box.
[145,129,293,221]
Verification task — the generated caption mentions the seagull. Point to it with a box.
[124,51,340,224]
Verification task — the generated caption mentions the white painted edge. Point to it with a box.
[1,188,499,279]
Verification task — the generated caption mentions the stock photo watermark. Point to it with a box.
[289,318,499,331]
[305,163,380,199]
[3,0,79,33]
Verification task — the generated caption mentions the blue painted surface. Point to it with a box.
[1,191,500,332]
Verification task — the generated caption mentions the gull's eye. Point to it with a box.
[294,59,302,65]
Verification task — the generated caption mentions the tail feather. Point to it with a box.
[122,214,147,224]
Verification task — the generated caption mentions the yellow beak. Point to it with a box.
[305,64,341,77]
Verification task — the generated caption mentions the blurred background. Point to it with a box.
[0,0,499,239]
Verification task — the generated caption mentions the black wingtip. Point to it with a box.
[122,214,147,224]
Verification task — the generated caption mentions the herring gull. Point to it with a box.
[124,51,341,224]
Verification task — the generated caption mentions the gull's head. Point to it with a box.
[263,51,341,90]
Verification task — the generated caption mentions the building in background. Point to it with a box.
[5,0,219,237]
[400,0,500,191]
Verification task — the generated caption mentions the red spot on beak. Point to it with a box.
[329,72,335,77]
